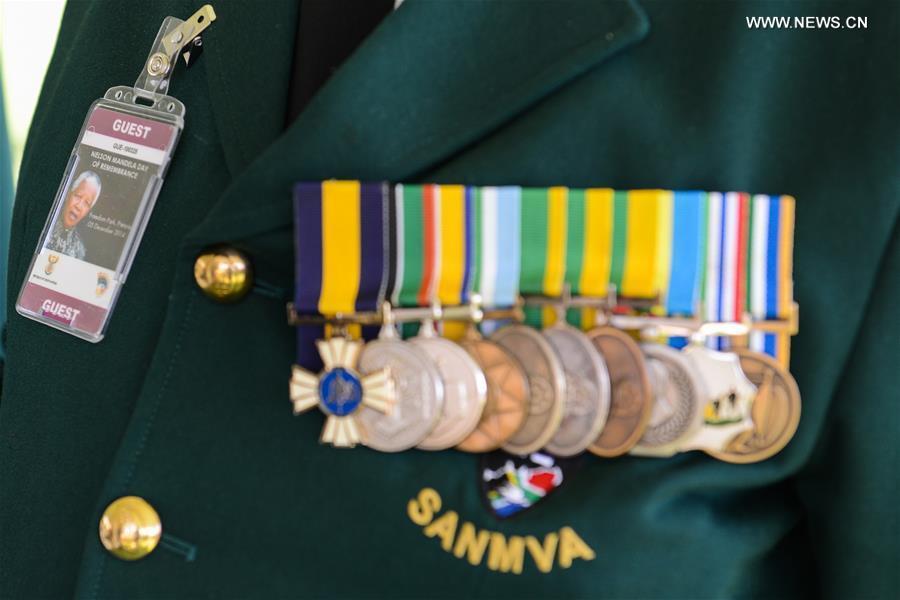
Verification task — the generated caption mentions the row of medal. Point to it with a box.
[290,303,801,464]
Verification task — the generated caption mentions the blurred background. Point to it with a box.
[0,0,66,357]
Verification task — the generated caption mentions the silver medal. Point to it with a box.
[542,324,611,457]
[357,324,444,452]
[491,325,566,456]
[631,344,706,457]
[412,321,487,450]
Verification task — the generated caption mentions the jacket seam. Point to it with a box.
[87,291,197,599]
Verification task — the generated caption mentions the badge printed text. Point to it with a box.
[408,488,595,575]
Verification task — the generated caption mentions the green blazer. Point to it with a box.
[0,66,13,359]
[2,1,898,598]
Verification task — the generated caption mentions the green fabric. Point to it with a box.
[698,192,709,310]
[610,190,629,292]
[565,188,585,326]
[470,186,481,299]
[1,1,898,599]
[520,187,550,328]
[518,187,549,295]
[564,188,585,292]
[745,194,754,311]
[399,185,424,307]
[0,65,12,359]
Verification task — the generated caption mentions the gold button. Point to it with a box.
[194,247,252,302]
[99,496,162,561]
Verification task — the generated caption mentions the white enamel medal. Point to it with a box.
[678,345,757,453]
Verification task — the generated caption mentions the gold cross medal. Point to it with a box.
[290,337,396,447]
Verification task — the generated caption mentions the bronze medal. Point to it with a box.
[457,336,530,453]
[704,349,801,463]
[586,327,653,457]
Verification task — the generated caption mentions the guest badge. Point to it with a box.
[16,5,216,342]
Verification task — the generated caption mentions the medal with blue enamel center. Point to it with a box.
[290,337,395,447]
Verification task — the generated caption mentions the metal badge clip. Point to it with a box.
[134,5,217,100]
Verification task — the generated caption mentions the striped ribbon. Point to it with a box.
[574,188,614,328]
[519,187,568,325]
[570,189,676,302]
[473,187,522,303]
[747,194,796,364]
[392,184,430,308]
[294,181,795,366]
[703,191,750,325]
[662,191,708,349]
[563,188,586,326]
[665,191,707,316]
[469,186,522,333]
[392,184,474,309]
[294,180,393,315]
[293,181,392,365]
[621,190,674,301]
[700,192,796,364]
[702,192,750,351]
[570,189,676,328]
[391,184,476,338]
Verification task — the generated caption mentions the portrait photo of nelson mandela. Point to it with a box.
[47,170,101,261]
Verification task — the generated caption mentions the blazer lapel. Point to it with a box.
[190,0,650,245]
[201,0,299,176]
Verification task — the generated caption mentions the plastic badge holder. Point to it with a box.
[16,6,214,342]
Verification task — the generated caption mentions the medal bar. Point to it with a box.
[285,301,525,327]
[605,302,799,339]
[285,295,797,339]
[521,285,799,339]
